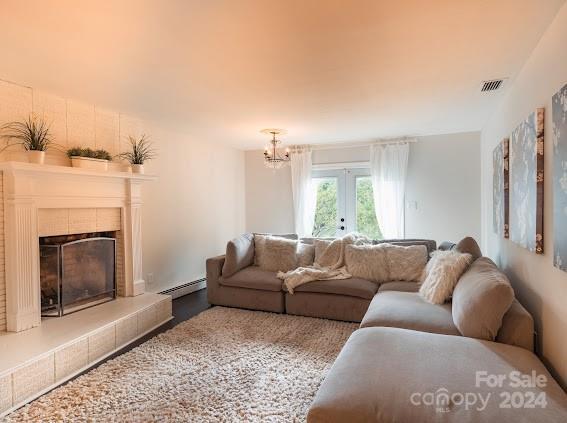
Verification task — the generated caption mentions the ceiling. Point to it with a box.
[0,0,564,149]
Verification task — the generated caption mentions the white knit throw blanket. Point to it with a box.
[277,233,369,293]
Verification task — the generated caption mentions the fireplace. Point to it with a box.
[40,233,117,317]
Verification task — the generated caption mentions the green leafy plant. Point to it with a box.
[67,147,112,161]
[117,135,156,165]
[0,114,52,152]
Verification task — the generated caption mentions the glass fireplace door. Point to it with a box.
[61,238,116,314]
[40,236,116,317]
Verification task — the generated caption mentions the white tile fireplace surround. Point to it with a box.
[0,161,173,415]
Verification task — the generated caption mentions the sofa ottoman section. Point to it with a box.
[308,327,567,423]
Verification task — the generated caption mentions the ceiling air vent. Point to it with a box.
[481,79,506,92]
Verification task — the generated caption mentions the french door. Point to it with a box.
[311,168,382,239]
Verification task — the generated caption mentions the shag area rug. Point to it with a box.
[6,307,357,422]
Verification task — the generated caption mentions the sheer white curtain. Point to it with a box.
[369,142,410,239]
[290,146,316,237]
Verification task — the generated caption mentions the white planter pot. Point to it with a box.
[132,164,144,174]
[27,150,46,164]
[70,156,109,171]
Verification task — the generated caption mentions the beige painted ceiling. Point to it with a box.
[0,0,564,149]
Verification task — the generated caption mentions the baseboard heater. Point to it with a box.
[159,278,207,299]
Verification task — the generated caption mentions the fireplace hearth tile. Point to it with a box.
[12,354,54,405]
[88,325,116,362]
[0,374,11,414]
[0,293,171,416]
[55,338,88,380]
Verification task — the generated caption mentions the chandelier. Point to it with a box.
[262,128,290,169]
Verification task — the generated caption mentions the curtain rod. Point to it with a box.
[308,138,417,151]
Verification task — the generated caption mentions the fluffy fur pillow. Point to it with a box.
[259,236,298,272]
[253,234,268,266]
[313,239,332,264]
[254,233,299,266]
[345,244,389,284]
[297,242,315,267]
[385,244,428,282]
[419,250,473,304]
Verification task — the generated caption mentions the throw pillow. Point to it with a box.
[253,234,268,267]
[419,250,473,304]
[385,244,428,282]
[452,257,515,341]
[254,233,299,266]
[297,242,315,267]
[260,236,298,272]
[345,244,389,284]
[222,233,255,278]
[313,239,332,264]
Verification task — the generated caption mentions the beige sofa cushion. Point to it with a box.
[378,281,419,293]
[384,244,427,281]
[308,327,567,423]
[222,233,255,278]
[360,291,460,336]
[454,236,483,260]
[283,277,378,300]
[297,242,315,267]
[345,244,389,284]
[452,257,515,341]
[497,298,535,351]
[219,266,282,292]
[419,250,473,304]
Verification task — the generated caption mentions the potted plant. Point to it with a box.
[0,114,52,164]
[67,147,112,171]
[117,135,156,174]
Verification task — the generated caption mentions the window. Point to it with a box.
[312,168,382,239]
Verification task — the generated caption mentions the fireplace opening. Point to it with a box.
[40,232,117,317]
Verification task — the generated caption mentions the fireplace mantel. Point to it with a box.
[1,161,156,332]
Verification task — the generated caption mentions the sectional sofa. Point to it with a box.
[206,234,567,422]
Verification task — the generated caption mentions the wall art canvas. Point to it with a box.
[509,108,544,254]
[493,138,509,238]
[553,83,567,271]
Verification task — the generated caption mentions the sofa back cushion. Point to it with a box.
[384,244,428,282]
[374,239,437,256]
[222,233,255,278]
[419,250,473,304]
[258,236,298,272]
[454,236,482,261]
[496,299,534,351]
[345,244,389,284]
[452,257,515,341]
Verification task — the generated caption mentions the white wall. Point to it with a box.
[480,3,567,389]
[0,78,246,294]
[245,131,481,245]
